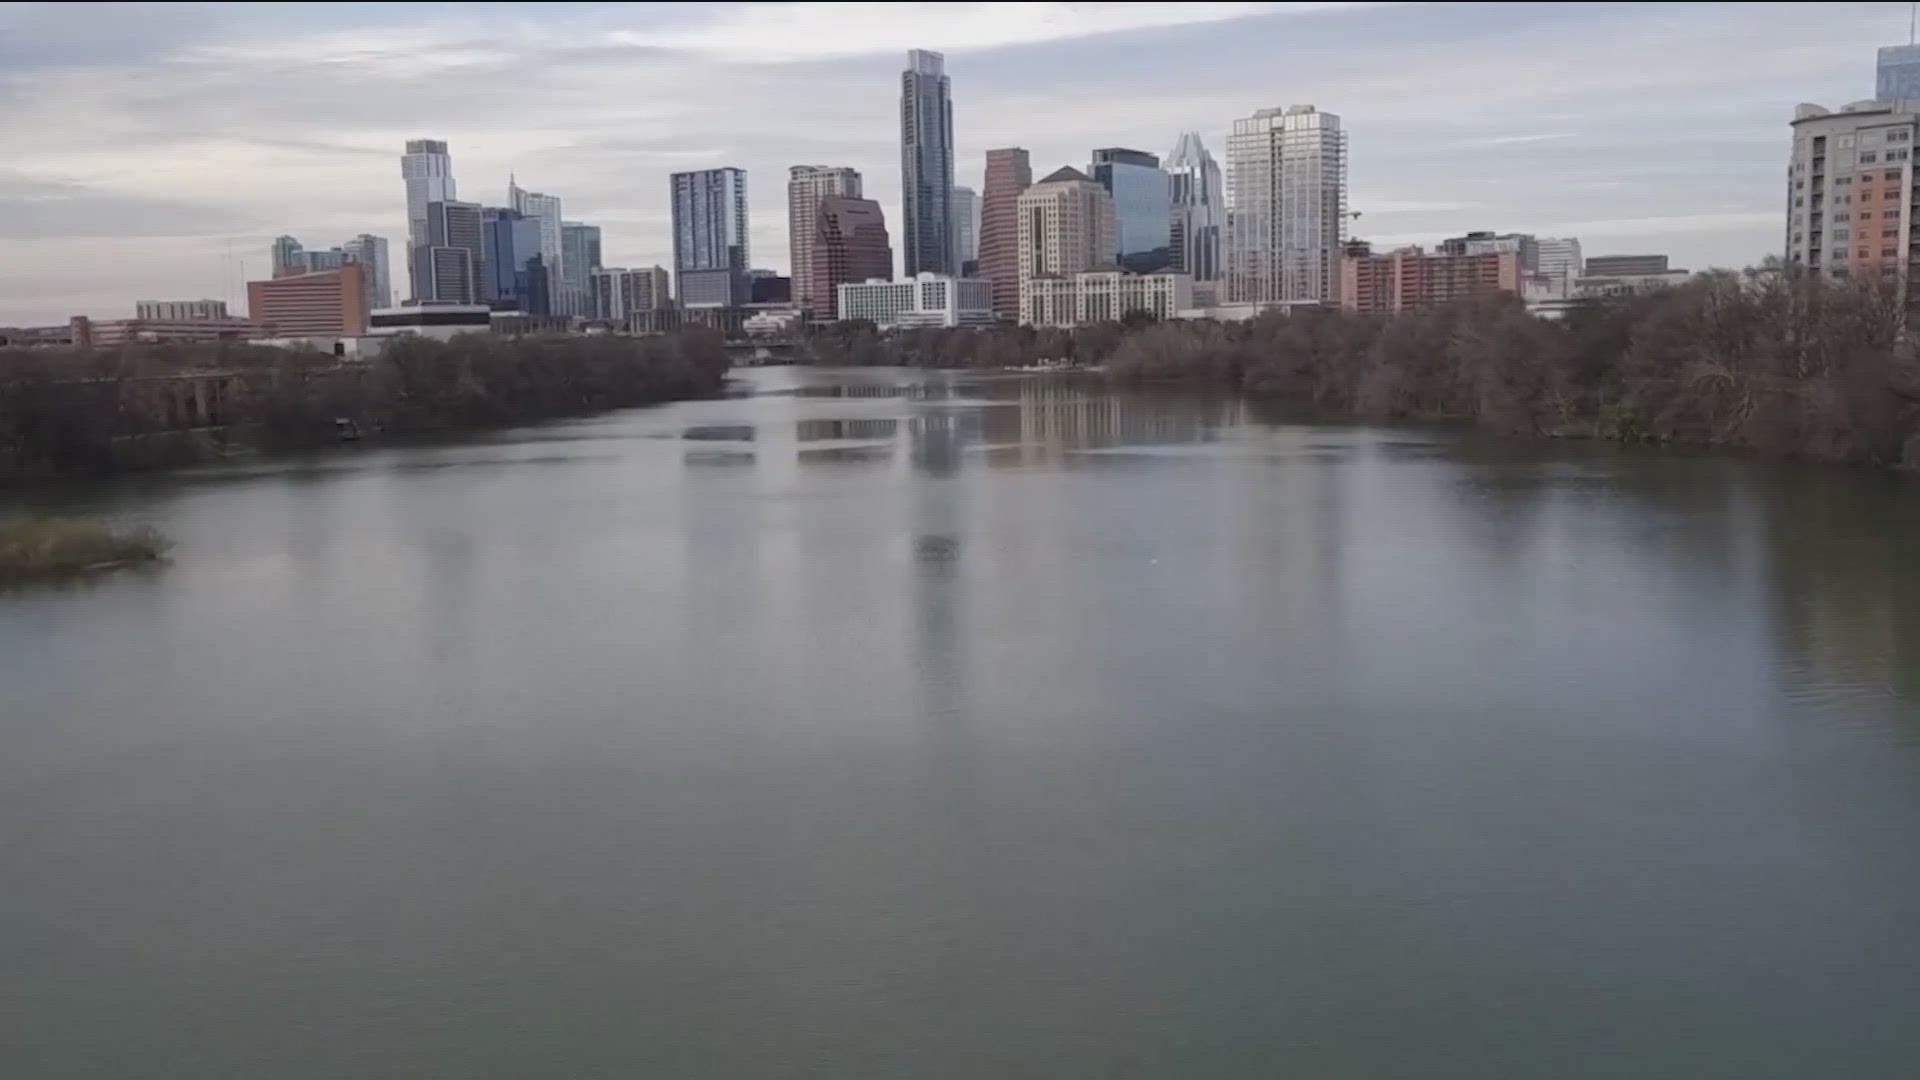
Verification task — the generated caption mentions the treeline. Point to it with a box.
[802,269,1920,470]
[0,331,730,482]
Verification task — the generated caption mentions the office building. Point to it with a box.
[788,165,863,311]
[1534,236,1583,289]
[671,167,750,307]
[1339,242,1522,314]
[900,49,956,276]
[1879,44,1920,100]
[401,138,456,302]
[838,273,993,329]
[1015,166,1117,324]
[810,195,893,321]
[590,266,673,325]
[70,314,262,348]
[368,304,492,340]
[271,235,306,276]
[979,147,1032,319]
[507,176,564,289]
[951,185,981,274]
[1019,270,1192,328]
[247,263,371,335]
[481,207,551,314]
[341,234,393,310]
[1583,254,1674,276]
[749,271,791,304]
[1091,148,1172,274]
[561,221,601,317]
[1226,105,1347,306]
[136,299,228,321]
[1166,132,1224,283]
[412,199,484,304]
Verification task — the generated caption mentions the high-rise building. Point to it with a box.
[1226,105,1348,307]
[508,177,565,295]
[979,148,1032,320]
[136,299,228,321]
[412,200,484,304]
[481,208,550,314]
[271,235,306,276]
[1879,44,1920,100]
[810,195,893,321]
[670,167,750,307]
[1166,132,1225,283]
[951,185,981,274]
[341,234,393,310]
[788,166,864,312]
[401,139,456,302]
[247,263,370,336]
[561,221,602,317]
[1340,242,1522,314]
[1534,236,1583,289]
[1090,148,1172,274]
[1016,166,1118,326]
[900,49,956,276]
[590,266,673,325]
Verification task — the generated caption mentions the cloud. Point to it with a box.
[1464,132,1578,147]
[0,175,254,240]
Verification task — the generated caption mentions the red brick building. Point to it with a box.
[809,196,893,321]
[246,263,370,336]
[979,148,1033,320]
[1339,242,1523,314]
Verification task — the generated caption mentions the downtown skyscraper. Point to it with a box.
[899,49,956,277]
[670,167,750,307]
[978,147,1032,319]
[1166,132,1224,284]
[401,139,456,303]
[788,166,863,312]
[1225,105,1347,307]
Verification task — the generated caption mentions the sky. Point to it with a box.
[0,0,1912,325]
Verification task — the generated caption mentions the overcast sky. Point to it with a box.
[0,1,1911,324]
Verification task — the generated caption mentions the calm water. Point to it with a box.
[5,367,1920,1077]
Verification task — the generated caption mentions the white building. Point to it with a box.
[1534,237,1582,291]
[400,139,455,301]
[366,304,492,340]
[1021,271,1193,328]
[789,165,863,311]
[743,307,805,336]
[1225,105,1347,307]
[1788,101,1920,288]
[837,273,994,329]
[590,266,673,324]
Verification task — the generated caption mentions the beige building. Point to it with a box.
[1020,270,1192,328]
[1226,105,1347,307]
[788,165,863,312]
[1787,101,1920,288]
[136,299,228,321]
[1016,166,1117,325]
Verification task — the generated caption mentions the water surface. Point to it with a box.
[5,367,1920,1077]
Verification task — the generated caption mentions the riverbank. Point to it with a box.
[799,268,1920,472]
[0,331,731,484]
[0,517,167,582]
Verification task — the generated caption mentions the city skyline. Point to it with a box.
[1,1,1915,323]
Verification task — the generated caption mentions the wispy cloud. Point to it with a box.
[1464,132,1579,147]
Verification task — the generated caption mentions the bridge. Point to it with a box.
[721,339,803,366]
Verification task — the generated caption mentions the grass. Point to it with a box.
[0,516,170,580]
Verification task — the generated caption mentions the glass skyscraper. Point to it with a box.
[899,49,955,276]
[1090,148,1172,275]
[1166,132,1224,283]
[1879,44,1920,100]
[670,167,750,307]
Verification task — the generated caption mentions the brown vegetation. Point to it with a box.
[0,332,731,482]
[0,517,168,581]
[801,268,1920,470]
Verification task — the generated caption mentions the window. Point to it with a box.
[1891,150,1911,161]
[1834,228,1851,239]
[1888,229,1902,238]
[1889,170,1905,181]
[1886,248,1899,257]
[1834,248,1850,258]
[1836,176,1852,185]
[1893,130,1913,142]
[1888,209,1902,218]
[1862,152,1879,163]
[1794,196,1805,207]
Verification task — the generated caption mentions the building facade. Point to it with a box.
[1786,101,1920,288]
[271,235,306,277]
[247,263,371,336]
[1090,148,1172,274]
[1533,236,1583,291]
[590,266,673,325]
[788,165,863,312]
[979,147,1033,320]
[560,221,601,318]
[1339,244,1522,314]
[671,167,750,307]
[70,315,262,348]
[1879,45,1920,100]
[838,273,993,329]
[481,207,550,314]
[1583,253,1673,276]
[900,49,956,276]
[1226,105,1347,307]
[1015,166,1118,326]
[342,234,393,310]
[1166,132,1224,283]
[136,299,228,321]
[412,199,485,305]
[810,196,893,321]
[401,138,456,302]
[507,177,565,297]
[1019,270,1192,328]
[951,185,981,274]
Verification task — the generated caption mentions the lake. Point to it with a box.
[4,366,1919,1077]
